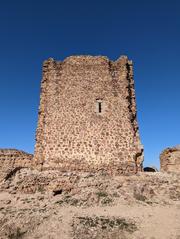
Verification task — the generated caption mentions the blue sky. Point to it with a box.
[0,0,179,168]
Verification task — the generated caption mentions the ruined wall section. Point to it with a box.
[34,59,59,166]
[34,55,143,174]
[0,149,33,181]
[160,146,180,172]
[125,61,144,169]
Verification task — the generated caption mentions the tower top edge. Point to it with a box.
[43,55,132,66]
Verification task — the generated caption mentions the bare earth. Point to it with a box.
[0,169,179,239]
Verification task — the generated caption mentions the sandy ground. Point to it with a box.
[0,170,179,239]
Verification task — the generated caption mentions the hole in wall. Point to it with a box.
[53,189,63,196]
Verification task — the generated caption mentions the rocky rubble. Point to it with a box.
[1,168,180,206]
[0,169,179,239]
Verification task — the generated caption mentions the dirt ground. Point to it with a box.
[0,169,179,239]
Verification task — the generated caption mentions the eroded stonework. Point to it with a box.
[160,145,180,172]
[0,149,33,182]
[34,55,143,174]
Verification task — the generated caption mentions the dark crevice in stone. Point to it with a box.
[53,189,63,196]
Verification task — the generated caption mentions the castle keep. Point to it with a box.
[33,55,143,174]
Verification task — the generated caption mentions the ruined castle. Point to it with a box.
[33,55,144,174]
[0,55,145,175]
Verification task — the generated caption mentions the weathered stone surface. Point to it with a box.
[33,55,143,174]
[0,149,33,182]
[160,145,180,172]
[1,168,180,204]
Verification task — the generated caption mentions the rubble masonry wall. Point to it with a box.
[34,55,143,174]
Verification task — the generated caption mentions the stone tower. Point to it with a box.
[33,55,143,174]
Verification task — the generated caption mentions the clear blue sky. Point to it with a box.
[0,0,179,168]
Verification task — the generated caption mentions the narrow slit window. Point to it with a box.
[96,99,103,115]
[98,102,102,113]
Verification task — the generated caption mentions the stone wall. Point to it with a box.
[0,149,33,181]
[33,55,143,174]
[160,146,180,172]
